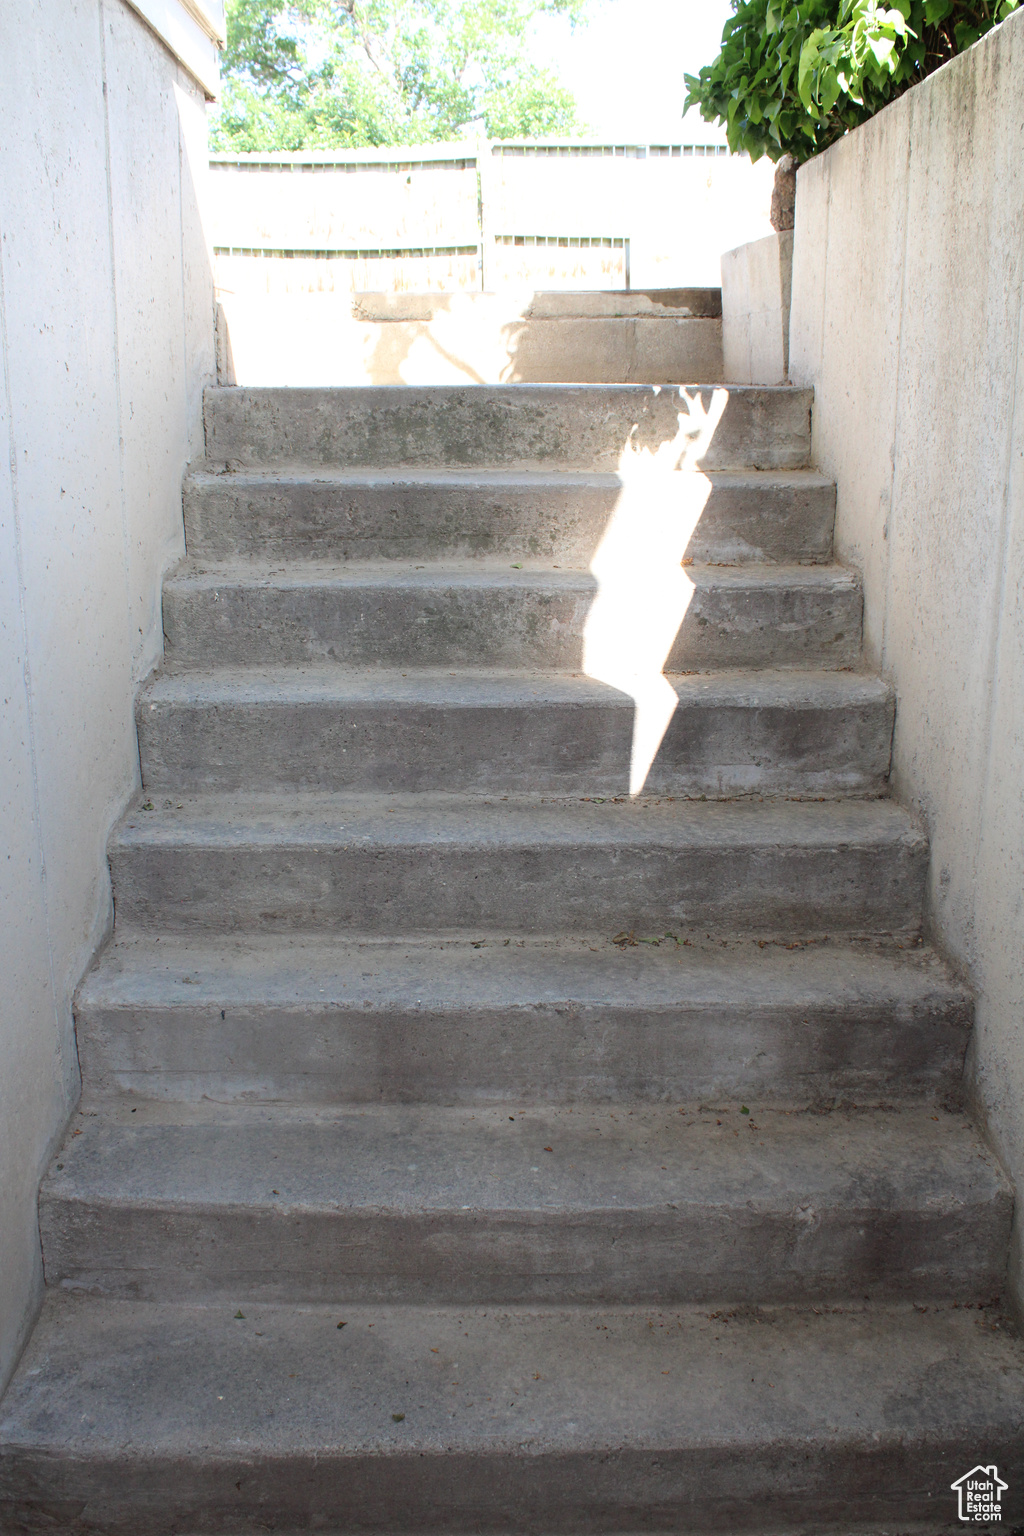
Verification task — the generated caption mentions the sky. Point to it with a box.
[534,0,734,143]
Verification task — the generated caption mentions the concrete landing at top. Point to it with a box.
[352,288,723,321]
[216,289,725,388]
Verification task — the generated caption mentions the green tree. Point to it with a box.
[684,0,1020,163]
[210,0,590,152]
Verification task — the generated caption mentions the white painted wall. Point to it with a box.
[0,0,215,1390]
[790,9,1024,1296]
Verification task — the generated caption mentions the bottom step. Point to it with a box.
[2,1294,1021,1533]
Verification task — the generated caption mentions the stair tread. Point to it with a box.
[161,560,863,674]
[166,559,858,590]
[4,1293,1021,1460]
[112,791,921,851]
[110,794,926,938]
[211,382,806,397]
[141,665,890,708]
[44,1103,1007,1218]
[75,935,968,1111]
[79,932,962,1014]
[183,462,837,568]
[202,382,813,477]
[186,464,837,491]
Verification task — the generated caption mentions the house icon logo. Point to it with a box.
[951,1465,1009,1522]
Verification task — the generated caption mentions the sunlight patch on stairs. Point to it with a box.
[582,387,728,793]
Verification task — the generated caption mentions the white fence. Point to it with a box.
[210,137,774,293]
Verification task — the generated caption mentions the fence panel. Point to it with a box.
[210,140,773,294]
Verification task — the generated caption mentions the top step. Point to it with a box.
[351,288,725,321]
[204,386,812,473]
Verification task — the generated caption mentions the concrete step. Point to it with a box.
[137,667,894,797]
[4,1296,1022,1536]
[39,1104,1010,1305]
[161,563,862,672]
[203,384,812,472]
[75,934,970,1108]
[354,288,725,320]
[183,467,836,566]
[108,794,928,938]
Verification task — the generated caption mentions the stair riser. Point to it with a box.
[137,695,894,796]
[204,385,813,472]
[162,581,863,672]
[6,1297,1023,1534]
[1,1442,1016,1536]
[183,475,836,565]
[76,997,970,1107]
[109,838,928,936]
[477,316,726,386]
[40,1198,1009,1305]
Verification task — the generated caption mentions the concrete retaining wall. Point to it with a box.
[720,230,793,384]
[0,0,215,1389]
[790,9,1024,1297]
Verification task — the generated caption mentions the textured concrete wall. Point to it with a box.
[721,230,793,384]
[790,9,1024,1296]
[0,0,214,1391]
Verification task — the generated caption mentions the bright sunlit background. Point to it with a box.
[534,0,733,142]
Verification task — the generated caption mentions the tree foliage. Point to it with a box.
[684,0,1020,163]
[211,0,589,152]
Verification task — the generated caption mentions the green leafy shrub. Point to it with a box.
[684,0,1020,162]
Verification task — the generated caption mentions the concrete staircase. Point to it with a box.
[2,382,1022,1533]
